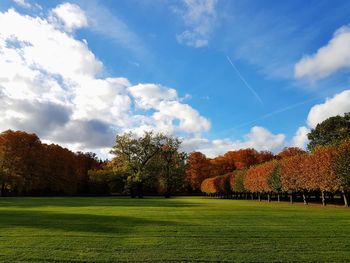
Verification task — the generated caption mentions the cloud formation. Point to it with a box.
[0,6,210,154]
[5,2,346,159]
[51,3,88,32]
[307,89,350,128]
[182,126,286,157]
[13,0,31,8]
[295,26,350,80]
[291,126,309,149]
[175,0,217,48]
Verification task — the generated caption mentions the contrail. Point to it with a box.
[214,96,322,138]
[226,97,320,131]
[226,55,263,105]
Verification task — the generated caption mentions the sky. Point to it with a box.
[1,0,350,158]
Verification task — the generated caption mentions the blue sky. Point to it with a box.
[1,0,350,157]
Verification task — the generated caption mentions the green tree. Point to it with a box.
[268,162,282,202]
[157,137,187,198]
[308,112,350,151]
[110,132,166,198]
[234,170,246,193]
[334,139,350,207]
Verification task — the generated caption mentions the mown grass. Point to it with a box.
[0,197,349,262]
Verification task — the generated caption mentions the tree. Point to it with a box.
[186,152,210,191]
[110,132,166,198]
[306,146,340,206]
[334,139,350,207]
[280,154,307,204]
[157,137,187,198]
[307,112,350,151]
[0,130,42,195]
[268,161,282,202]
[209,156,234,177]
[232,148,259,170]
[88,164,126,195]
[244,161,274,201]
[234,170,246,194]
[256,151,275,164]
[277,147,306,159]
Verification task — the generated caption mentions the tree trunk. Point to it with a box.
[267,193,271,202]
[137,181,143,198]
[342,191,348,207]
[315,192,320,202]
[164,186,171,198]
[1,183,5,197]
[321,191,326,206]
[258,193,261,202]
[290,193,293,204]
[251,193,254,200]
[302,192,308,205]
[277,193,280,202]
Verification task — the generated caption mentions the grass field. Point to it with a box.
[0,197,349,262]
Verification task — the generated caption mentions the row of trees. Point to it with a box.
[186,149,277,191]
[201,141,350,206]
[1,112,349,200]
[0,130,101,196]
[199,113,350,206]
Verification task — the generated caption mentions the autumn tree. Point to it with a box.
[0,130,42,195]
[280,154,307,204]
[186,152,210,191]
[256,151,275,164]
[245,161,274,201]
[231,148,259,170]
[277,147,306,159]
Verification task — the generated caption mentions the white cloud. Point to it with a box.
[307,89,350,128]
[0,6,210,156]
[182,126,286,157]
[175,0,217,48]
[129,84,178,110]
[13,0,31,8]
[128,83,210,135]
[291,126,309,148]
[177,31,208,48]
[51,3,88,32]
[295,26,350,80]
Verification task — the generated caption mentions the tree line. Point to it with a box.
[196,113,350,206]
[1,112,349,201]
[0,130,187,197]
[0,130,101,196]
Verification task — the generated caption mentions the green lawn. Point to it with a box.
[0,197,349,262]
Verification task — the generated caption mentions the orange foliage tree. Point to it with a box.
[244,161,276,201]
[186,152,210,191]
[0,130,100,196]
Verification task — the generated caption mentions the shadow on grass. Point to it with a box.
[0,196,201,208]
[0,209,176,235]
